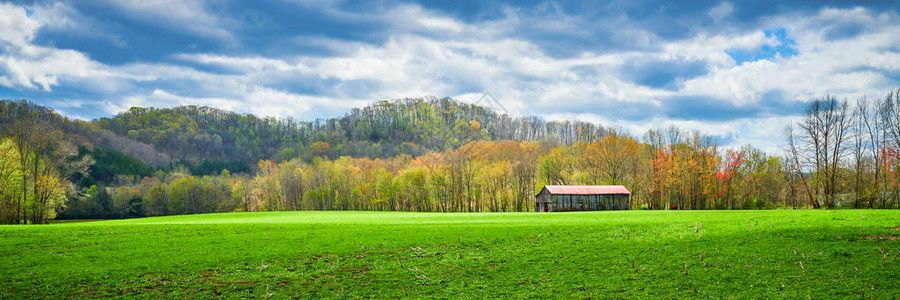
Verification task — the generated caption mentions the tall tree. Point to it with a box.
[797,97,851,208]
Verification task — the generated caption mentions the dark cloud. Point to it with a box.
[621,59,709,89]
[665,92,807,121]
[530,90,808,124]
[824,22,868,41]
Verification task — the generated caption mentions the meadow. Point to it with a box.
[1,210,898,298]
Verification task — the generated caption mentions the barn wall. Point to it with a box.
[535,192,553,212]
[543,194,629,212]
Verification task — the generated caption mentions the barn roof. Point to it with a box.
[541,185,631,195]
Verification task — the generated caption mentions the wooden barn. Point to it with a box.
[535,185,631,212]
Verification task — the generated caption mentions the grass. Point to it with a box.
[1,210,899,298]
[48,219,105,224]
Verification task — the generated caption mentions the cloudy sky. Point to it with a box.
[1,1,899,151]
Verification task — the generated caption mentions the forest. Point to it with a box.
[1,89,899,223]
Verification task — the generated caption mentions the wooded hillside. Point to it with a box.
[1,90,899,223]
[96,98,612,168]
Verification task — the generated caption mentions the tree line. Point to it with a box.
[2,89,900,223]
[57,132,793,218]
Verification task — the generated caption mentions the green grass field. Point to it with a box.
[1,210,899,298]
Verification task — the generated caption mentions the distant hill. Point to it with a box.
[95,97,612,171]
[2,97,613,178]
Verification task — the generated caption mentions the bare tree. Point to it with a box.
[851,98,868,208]
[856,96,889,207]
[797,96,850,208]
[785,124,818,208]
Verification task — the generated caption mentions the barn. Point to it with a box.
[535,185,631,212]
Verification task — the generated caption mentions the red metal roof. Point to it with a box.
[541,185,631,195]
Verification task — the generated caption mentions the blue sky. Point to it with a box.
[1,0,899,152]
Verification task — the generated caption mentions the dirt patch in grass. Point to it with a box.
[864,235,900,240]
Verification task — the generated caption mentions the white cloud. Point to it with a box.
[661,31,768,66]
[105,0,233,41]
[682,10,900,104]
[0,48,107,91]
[0,3,118,91]
[708,2,734,24]
[29,2,84,31]
[0,2,41,50]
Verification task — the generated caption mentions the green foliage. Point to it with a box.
[95,98,613,170]
[1,210,898,298]
[0,138,23,224]
[79,146,154,183]
[187,160,250,176]
[0,134,78,224]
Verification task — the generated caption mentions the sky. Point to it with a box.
[1,0,899,152]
